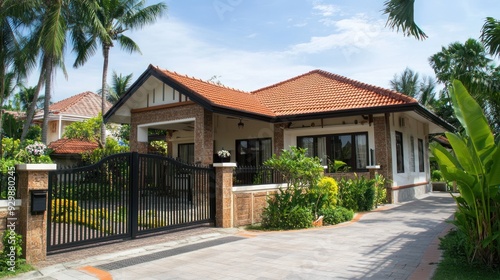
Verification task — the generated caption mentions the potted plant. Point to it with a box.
[431,169,447,192]
[217,149,231,163]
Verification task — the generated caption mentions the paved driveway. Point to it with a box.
[17,192,456,280]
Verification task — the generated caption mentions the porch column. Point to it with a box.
[373,114,394,202]
[194,110,213,165]
[16,163,57,264]
[273,124,284,156]
[213,162,236,228]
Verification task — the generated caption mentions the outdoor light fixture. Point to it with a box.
[238,118,244,129]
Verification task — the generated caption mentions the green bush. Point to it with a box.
[55,183,121,200]
[0,230,25,272]
[431,169,444,182]
[319,206,354,225]
[261,201,312,230]
[374,174,388,206]
[338,174,376,212]
[261,147,323,230]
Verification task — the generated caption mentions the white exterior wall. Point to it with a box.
[390,112,431,190]
[138,83,186,108]
[211,115,274,162]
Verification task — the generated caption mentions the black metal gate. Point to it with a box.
[47,152,215,252]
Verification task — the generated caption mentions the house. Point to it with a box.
[33,91,112,144]
[104,65,453,203]
[48,138,99,168]
[33,91,112,167]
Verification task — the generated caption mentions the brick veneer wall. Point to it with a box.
[373,114,394,202]
[130,103,213,165]
[273,124,284,156]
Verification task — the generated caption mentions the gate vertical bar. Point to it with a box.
[130,152,139,239]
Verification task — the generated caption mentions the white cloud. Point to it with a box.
[46,17,313,97]
[288,16,385,54]
[312,3,339,17]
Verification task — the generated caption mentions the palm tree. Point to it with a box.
[383,0,427,40]
[481,17,500,57]
[107,71,133,104]
[390,67,436,107]
[73,0,167,146]
[429,38,500,132]
[0,0,36,154]
[20,1,102,143]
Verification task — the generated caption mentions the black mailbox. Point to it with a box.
[31,190,47,214]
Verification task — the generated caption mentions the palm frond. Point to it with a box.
[480,17,500,57]
[383,0,427,40]
[125,2,167,30]
[117,34,141,54]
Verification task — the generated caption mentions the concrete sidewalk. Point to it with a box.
[13,192,456,280]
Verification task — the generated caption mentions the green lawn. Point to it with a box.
[433,230,500,280]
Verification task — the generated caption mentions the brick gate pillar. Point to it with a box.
[213,163,236,228]
[16,163,57,264]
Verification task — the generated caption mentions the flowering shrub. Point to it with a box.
[15,141,52,163]
[217,149,230,158]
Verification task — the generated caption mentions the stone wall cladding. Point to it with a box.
[233,193,252,226]
[252,191,270,224]
[0,209,7,251]
[232,189,276,227]
[17,170,50,263]
[130,103,213,164]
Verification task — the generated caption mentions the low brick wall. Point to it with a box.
[231,184,283,227]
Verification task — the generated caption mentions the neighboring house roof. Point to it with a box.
[48,138,98,154]
[34,91,111,120]
[105,64,454,131]
[1,110,25,119]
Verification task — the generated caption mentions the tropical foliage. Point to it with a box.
[264,146,324,189]
[261,147,337,229]
[382,0,427,40]
[390,67,437,108]
[481,17,500,57]
[430,80,500,268]
[63,114,104,147]
[73,0,167,145]
[261,147,384,230]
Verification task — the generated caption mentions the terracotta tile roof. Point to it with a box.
[252,70,418,116]
[153,66,275,117]
[47,91,112,117]
[1,110,25,119]
[153,67,417,118]
[48,138,98,154]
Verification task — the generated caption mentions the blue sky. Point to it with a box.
[43,0,500,102]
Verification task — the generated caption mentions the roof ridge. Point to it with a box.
[313,69,418,103]
[153,66,251,94]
